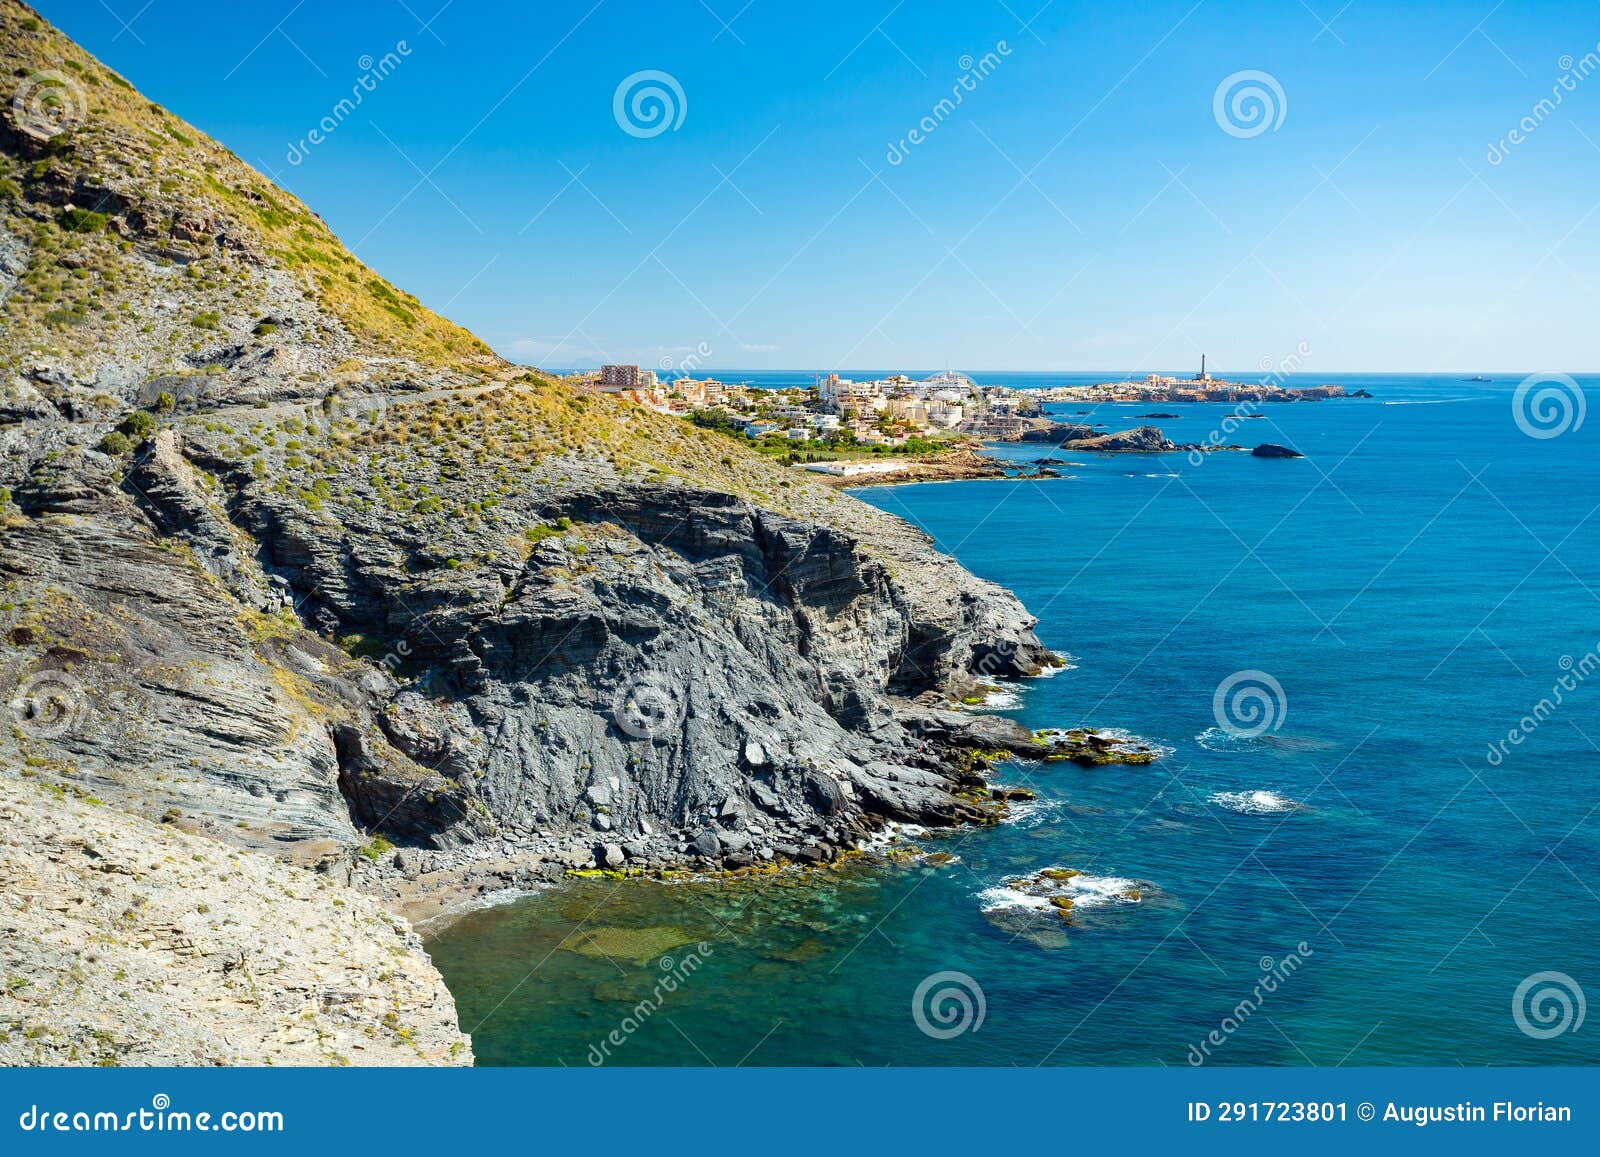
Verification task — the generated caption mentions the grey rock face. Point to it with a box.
[0,418,1052,868]
[0,499,357,843]
[0,4,1054,871]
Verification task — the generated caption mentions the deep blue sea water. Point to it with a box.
[429,373,1600,1066]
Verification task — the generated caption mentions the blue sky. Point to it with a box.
[38,0,1600,372]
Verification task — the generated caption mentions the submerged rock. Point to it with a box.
[563,926,697,964]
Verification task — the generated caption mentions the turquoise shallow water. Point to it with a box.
[429,373,1600,1066]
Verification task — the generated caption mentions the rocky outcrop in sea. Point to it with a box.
[1009,420,1237,454]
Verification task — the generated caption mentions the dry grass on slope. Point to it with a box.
[0,0,491,377]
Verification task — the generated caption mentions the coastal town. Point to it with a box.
[580,359,1359,457]
[589,364,1034,444]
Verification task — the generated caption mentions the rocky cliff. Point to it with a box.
[0,0,1055,903]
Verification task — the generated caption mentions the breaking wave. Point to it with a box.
[1002,797,1064,829]
[979,868,1147,913]
[1210,789,1303,816]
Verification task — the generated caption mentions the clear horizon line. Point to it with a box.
[520,363,1581,377]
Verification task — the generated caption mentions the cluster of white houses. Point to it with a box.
[588,366,1032,443]
[816,370,1036,438]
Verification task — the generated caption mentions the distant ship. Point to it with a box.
[1462,375,1491,382]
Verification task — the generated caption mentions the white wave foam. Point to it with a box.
[979,868,1147,913]
[1059,873,1145,908]
[1196,725,1254,752]
[1095,727,1175,757]
[1210,789,1303,816]
[1002,797,1063,830]
[966,688,1023,711]
[977,886,1052,913]
[417,884,549,929]
[859,820,930,852]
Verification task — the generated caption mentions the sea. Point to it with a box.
[427,372,1600,1066]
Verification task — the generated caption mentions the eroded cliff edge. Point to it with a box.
[0,775,472,1066]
